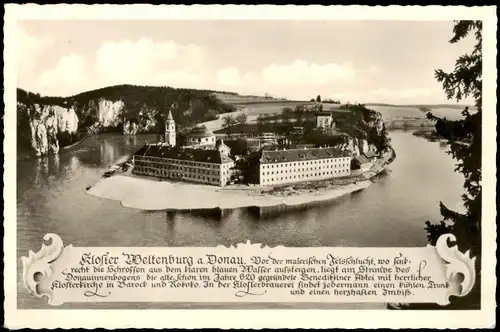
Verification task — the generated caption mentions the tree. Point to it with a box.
[294,105,306,125]
[235,112,248,126]
[256,114,266,134]
[316,95,322,102]
[222,114,236,136]
[176,131,188,147]
[281,107,293,125]
[235,112,248,134]
[370,125,391,154]
[271,112,279,125]
[231,137,249,156]
[391,20,482,310]
[428,20,482,262]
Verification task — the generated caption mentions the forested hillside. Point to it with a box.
[17,85,237,157]
[18,84,237,127]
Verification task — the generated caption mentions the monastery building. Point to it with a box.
[132,110,234,186]
[258,147,351,186]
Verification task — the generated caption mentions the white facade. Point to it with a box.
[133,155,234,186]
[359,163,371,172]
[316,115,333,128]
[187,135,216,146]
[216,142,231,156]
[259,156,351,186]
[165,111,176,147]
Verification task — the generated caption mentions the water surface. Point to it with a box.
[17,131,465,308]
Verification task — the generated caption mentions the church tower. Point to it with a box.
[165,110,176,147]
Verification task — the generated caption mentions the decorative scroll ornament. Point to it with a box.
[21,233,66,305]
[433,233,477,305]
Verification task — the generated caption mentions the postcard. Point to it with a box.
[3,4,497,329]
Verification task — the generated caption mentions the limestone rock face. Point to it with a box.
[123,121,130,135]
[345,137,376,156]
[368,113,385,136]
[78,99,123,134]
[131,122,138,134]
[55,106,79,133]
[30,118,48,156]
[123,120,139,135]
[359,138,369,154]
[97,99,124,128]
[19,103,80,157]
[45,112,60,155]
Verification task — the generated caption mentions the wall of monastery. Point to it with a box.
[132,155,233,187]
[259,157,351,186]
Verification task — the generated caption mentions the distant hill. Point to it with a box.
[366,102,475,109]
[18,85,238,127]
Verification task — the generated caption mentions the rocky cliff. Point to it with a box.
[18,102,79,156]
[17,85,237,157]
[18,98,155,156]
[333,104,391,155]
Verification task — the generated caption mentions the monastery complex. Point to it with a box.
[132,109,376,187]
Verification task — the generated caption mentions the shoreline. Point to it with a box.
[86,148,396,211]
[412,128,439,141]
[86,175,374,211]
[17,137,85,161]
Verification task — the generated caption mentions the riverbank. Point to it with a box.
[413,128,440,141]
[86,175,373,211]
[17,137,85,161]
[86,148,395,211]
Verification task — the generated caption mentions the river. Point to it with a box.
[16,130,465,308]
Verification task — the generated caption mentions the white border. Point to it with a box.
[3,4,497,329]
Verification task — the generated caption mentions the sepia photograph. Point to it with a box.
[4,4,496,329]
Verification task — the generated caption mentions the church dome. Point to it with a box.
[188,125,215,138]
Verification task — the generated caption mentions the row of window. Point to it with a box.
[261,158,349,169]
[261,164,350,176]
[134,161,224,175]
[136,163,230,176]
[134,167,224,184]
[135,156,232,169]
[261,170,348,183]
[188,137,215,143]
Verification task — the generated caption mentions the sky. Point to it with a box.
[16,20,476,104]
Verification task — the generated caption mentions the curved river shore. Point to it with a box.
[85,140,395,211]
[86,175,374,211]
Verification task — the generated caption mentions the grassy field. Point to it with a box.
[425,107,469,120]
[366,104,466,121]
[201,99,319,131]
[206,92,467,132]
[204,102,464,132]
